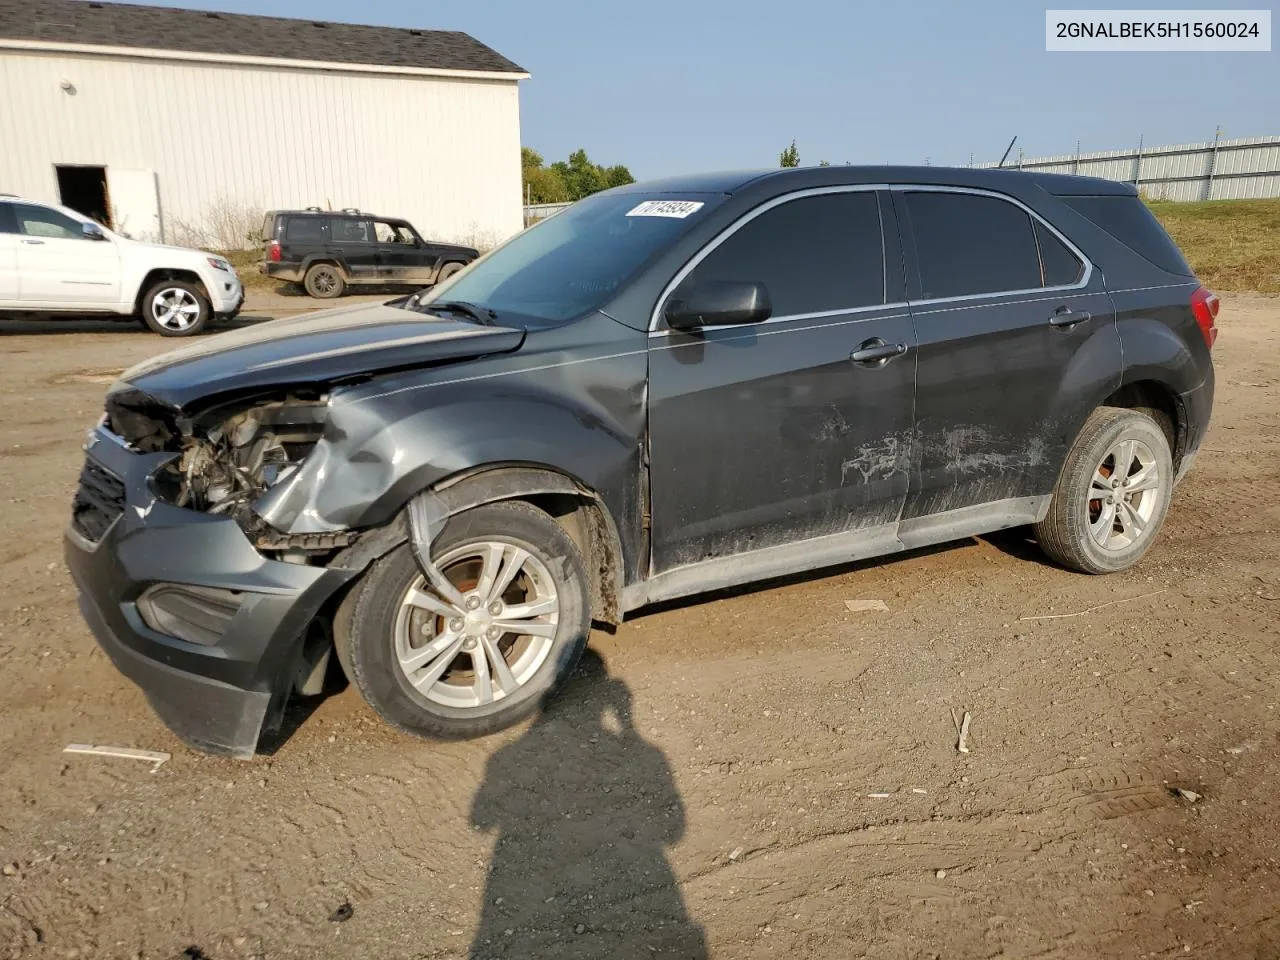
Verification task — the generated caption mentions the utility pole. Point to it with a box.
[1205,125,1223,200]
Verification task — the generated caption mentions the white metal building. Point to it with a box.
[0,0,528,247]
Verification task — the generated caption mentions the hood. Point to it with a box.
[112,302,526,410]
[116,236,213,260]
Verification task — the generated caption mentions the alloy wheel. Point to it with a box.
[393,541,559,708]
[150,287,201,332]
[1087,437,1163,550]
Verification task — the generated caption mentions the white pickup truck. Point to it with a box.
[0,195,243,336]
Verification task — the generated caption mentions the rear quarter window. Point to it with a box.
[284,217,325,243]
[1062,196,1193,276]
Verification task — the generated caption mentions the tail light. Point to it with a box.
[268,240,282,262]
[1190,286,1219,349]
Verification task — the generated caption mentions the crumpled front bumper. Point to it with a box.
[64,426,357,758]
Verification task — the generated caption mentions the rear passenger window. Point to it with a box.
[285,218,324,242]
[1035,220,1084,286]
[903,192,1041,299]
[682,192,885,316]
[330,218,372,243]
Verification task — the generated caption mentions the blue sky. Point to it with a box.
[142,0,1278,178]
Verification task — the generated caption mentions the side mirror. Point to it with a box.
[664,280,772,331]
[82,222,106,241]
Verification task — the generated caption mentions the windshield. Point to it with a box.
[414,193,721,323]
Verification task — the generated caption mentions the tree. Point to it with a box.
[779,140,800,168]
[523,147,635,203]
[818,160,831,167]
[521,147,569,204]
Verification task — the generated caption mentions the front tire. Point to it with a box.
[140,280,210,336]
[304,263,345,299]
[342,501,590,739]
[1035,407,1174,574]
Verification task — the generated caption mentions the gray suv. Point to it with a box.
[68,166,1216,758]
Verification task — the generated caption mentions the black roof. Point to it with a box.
[616,166,1138,198]
[0,0,526,74]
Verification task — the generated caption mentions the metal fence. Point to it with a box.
[522,135,1280,221]
[975,134,1280,202]
[523,202,571,225]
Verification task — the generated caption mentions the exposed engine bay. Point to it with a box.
[166,400,328,517]
[105,387,348,553]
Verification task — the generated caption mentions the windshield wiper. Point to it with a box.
[423,300,498,325]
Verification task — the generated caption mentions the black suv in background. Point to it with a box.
[260,208,479,299]
[70,166,1216,758]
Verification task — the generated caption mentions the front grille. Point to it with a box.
[71,460,126,542]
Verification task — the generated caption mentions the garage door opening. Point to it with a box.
[55,165,111,228]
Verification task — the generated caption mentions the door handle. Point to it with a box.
[850,338,909,366]
[20,238,45,245]
[1048,307,1090,328]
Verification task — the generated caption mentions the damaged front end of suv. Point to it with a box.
[108,387,352,555]
[63,301,563,758]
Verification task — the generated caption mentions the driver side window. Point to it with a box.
[680,191,886,317]
[15,204,85,240]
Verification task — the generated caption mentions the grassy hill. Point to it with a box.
[1149,198,1280,294]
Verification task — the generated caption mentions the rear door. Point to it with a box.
[11,202,120,305]
[894,187,1117,527]
[648,188,918,572]
[327,216,378,280]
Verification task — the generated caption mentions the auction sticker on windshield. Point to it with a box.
[626,200,705,218]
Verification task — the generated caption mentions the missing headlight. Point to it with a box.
[155,397,328,520]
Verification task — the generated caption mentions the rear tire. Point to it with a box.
[304,263,345,299]
[139,279,210,336]
[436,261,465,283]
[342,501,590,740]
[1035,406,1174,574]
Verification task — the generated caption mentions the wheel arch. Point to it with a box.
[301,255,348,278]
[134,268,207,314]
[1100,379,1186,472]
[333,464,627,625]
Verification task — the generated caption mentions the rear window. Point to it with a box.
[284,217,325,242]
[1062,196,1192,276]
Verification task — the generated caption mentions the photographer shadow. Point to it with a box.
[469,649,707,959]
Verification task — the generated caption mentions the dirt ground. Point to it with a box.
[1,298,1277,960]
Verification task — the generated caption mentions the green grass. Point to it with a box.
[1148,198,1280,294]
[220,248,276,292]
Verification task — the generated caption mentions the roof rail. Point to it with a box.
[304,205,322,212]
[341,207,361,214]
[0,192,18,198]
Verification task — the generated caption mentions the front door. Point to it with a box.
[648,189,917,573]
[893,187,1118,522]
[11,203,120,305]
[375,220,436,282]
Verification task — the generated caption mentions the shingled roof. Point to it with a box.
[0,0,526,74]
